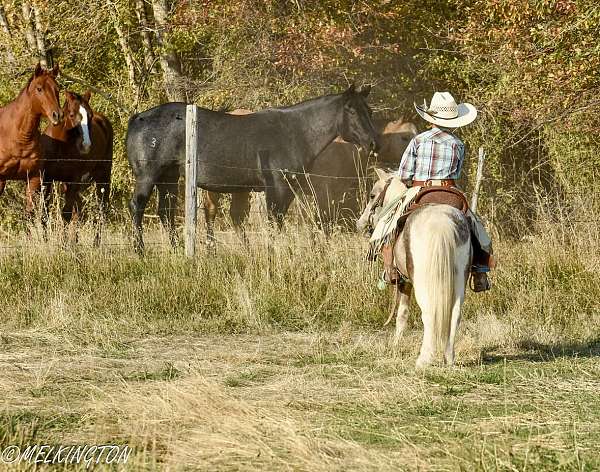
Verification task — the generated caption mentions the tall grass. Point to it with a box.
[0,189,598,349]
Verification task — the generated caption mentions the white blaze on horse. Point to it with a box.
[357,169,472,368]
[78,104,92,154]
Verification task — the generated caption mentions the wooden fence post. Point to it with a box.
[470,147,485,213]
[185,104,198,257]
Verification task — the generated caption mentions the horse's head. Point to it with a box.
[28,63,62,125]
[63,90,93,154]
[356,168,407,234]
[338,84,380,153]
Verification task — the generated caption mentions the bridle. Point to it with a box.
[366,178,393,233]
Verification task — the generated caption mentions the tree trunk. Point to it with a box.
[135,0,156,72]
[110,3,138,102]
[151,0,185,102]
[21,1,40,62]
[32,2,49,67]
[0,3,16,67]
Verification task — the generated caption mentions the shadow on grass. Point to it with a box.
[480,338,600,364]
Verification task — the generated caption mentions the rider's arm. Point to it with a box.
[397,137,417,185]
[449,139,465,178]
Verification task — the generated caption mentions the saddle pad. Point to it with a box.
[369,186,421,246]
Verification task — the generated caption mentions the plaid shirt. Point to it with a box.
[397,127,465,181]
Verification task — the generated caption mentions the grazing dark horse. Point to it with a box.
[40,90,113,243]
[0,63,62,214]
[127,85,379,252]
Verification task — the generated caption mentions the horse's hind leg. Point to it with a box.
[231,192,251,245]
[157,182,179,248]
[444,273,467,366]
[129,179,154,254]
[203,191,220,249]
[416,314,436,369]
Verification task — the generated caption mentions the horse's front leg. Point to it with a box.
[63,184,84,244]
[25,174,42,220]
[393,282,412,346]
[40,180,54,240]
[231,191,251,245]
[265,181,294,229]
[0,179,6,197]
[203,191,220,249]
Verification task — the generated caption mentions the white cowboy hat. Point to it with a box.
[414,92,477,128]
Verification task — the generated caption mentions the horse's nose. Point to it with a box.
[51,110,61,125]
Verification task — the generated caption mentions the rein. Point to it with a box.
[368,177,404,230]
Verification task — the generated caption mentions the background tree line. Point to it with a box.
[0,0,598,233]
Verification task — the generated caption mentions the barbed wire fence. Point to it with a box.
[1,105,598,254]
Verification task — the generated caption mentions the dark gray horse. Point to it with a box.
[127,85,379,252]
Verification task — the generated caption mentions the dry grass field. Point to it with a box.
[1,200,599,471]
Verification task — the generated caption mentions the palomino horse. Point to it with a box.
[41,90,113,244]
[357,169,471,368]
[0,63,62,214]
[127,85,379,253]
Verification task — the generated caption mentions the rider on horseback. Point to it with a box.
[382,92,493,292]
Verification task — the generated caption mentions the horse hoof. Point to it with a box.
[415,357,433,369]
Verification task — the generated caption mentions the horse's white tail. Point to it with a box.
[410,210,457,355]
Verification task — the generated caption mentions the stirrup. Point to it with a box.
[377,270,407,291]
[469,272,491,292]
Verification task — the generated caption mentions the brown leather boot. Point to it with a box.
[470,271,491,292]
[382,243,400,285]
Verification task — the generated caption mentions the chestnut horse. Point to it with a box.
[41,90,113,244]
[0,63,62,214]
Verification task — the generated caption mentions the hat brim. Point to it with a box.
[414,102,477,128]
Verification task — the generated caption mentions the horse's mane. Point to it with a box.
[267,91,343,113]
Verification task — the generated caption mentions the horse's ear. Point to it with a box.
[374,168,389,181]
[51,63,60,78]
[359,84,371,97]
[83,90,91,103]
[34,62,43,77]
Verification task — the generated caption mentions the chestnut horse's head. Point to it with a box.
[27,63,62,125]
[63,90,93,154]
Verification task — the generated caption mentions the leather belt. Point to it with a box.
[412,179,456,187]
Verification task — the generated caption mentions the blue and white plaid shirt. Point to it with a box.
[397,127,465,181]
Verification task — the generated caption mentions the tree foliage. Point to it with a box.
[0,0,598,230]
